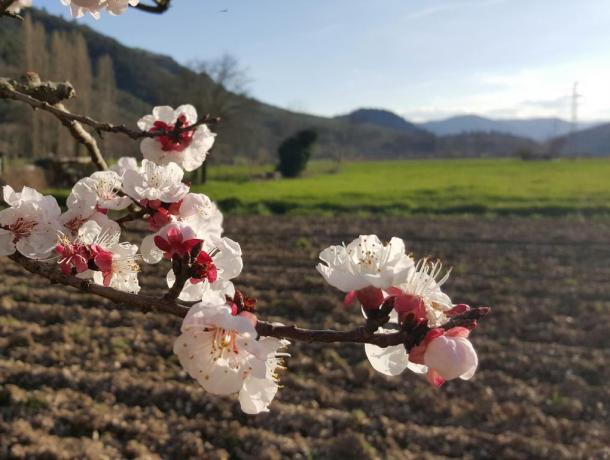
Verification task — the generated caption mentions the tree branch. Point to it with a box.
[54,102,108,171]
[0,76,219,143]
[8,252,189,317]
[7,252,490,348]
[0,74,108,171]
[132,0,171,14]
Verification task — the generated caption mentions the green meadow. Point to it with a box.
[193,158,610,216]
[48,158,610,216]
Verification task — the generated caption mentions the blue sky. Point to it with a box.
[41,0,610,121]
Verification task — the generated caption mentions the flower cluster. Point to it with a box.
[5,0,139,18]
[317,235,479,386]
[0,103,293,413]
[1,99,487,414]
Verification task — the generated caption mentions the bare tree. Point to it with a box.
[186,53,252,122]
[183,53,256,181]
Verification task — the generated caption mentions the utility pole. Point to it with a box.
[570,81,582,154]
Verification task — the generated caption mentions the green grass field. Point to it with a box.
[190,158,610,216]
[48,158,610,216]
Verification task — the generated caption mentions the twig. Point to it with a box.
[8,252,490,347]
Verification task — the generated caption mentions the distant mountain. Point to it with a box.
[551,122,610,156]
[419,115,600,142]
[335,108,426,136]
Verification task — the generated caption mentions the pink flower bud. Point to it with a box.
[421,327,478,386]
[409,327,478,386]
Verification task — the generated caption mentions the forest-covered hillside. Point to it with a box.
[0,9,537,163]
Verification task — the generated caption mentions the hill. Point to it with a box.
[552,122,610,156]
[0,10,442,163]
[0,9,541,163]
[335,108,426,135]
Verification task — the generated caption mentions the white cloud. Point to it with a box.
[400,58,610,121]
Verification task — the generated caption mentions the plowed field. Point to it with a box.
[1,216,609,459]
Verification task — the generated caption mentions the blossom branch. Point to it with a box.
[7,252,490,348]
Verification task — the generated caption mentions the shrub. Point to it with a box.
[276,129,318,178]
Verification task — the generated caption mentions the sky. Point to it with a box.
[41,0,610,122]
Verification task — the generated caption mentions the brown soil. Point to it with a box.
[1,216,609,460]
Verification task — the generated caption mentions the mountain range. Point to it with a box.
[0,9,608,161]
[418,114,601,142]
[335,108,610,155]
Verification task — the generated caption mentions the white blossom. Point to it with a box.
[111,156,140,177]
[239,336,289,414]
[72,221,140,293]
[392,258,453,327]
[174,299,288,414]
[137,105,216,172]
[178,193,223,237]
[174,300,261,395]
[105,0,139,15]
[0,186,60,259]
[317,235,414,292]
[123,159,188,203]
[92,240,141,293]
[60,0,139,19]
[59,201,119,237]
[68,170,132,212]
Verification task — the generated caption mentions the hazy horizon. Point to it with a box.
[40,0,610,123]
